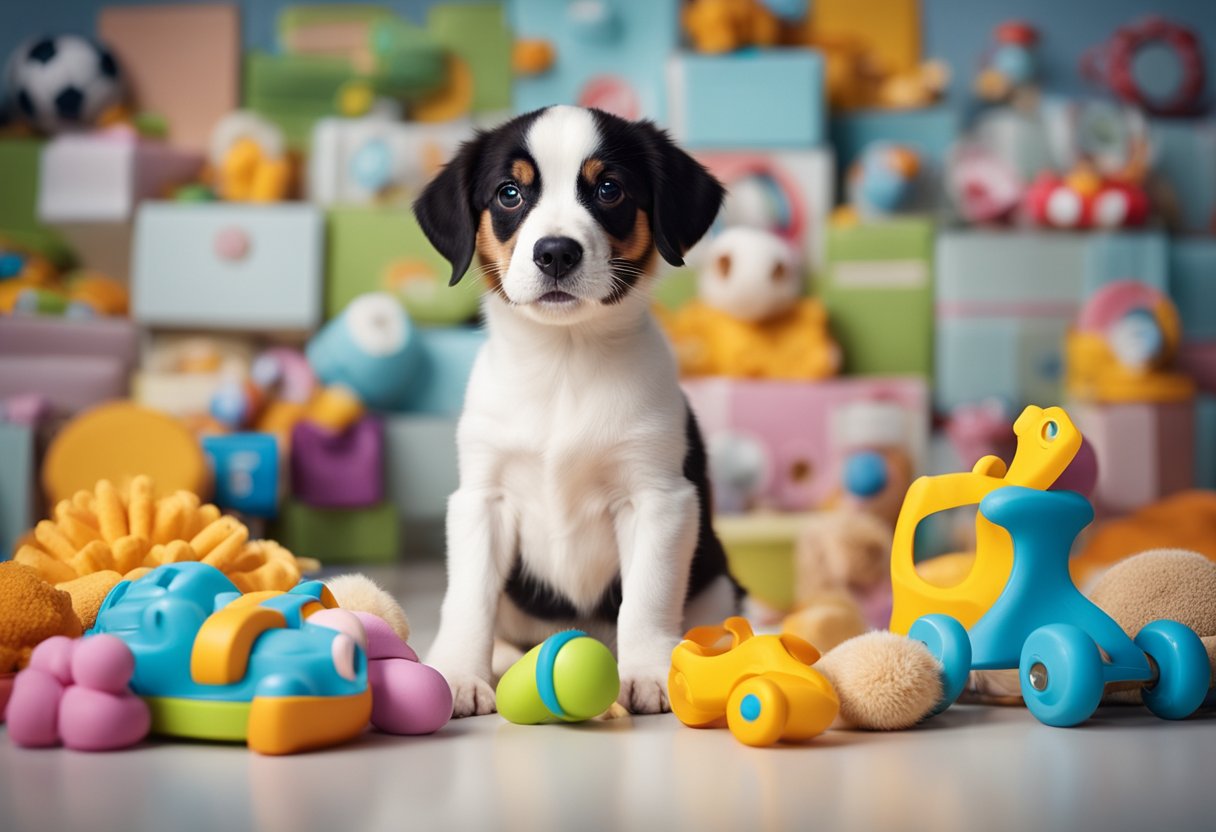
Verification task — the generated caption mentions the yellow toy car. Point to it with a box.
[668,616,839,747]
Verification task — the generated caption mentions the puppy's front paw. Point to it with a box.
[618,667,671,714]
[442,671,497,718]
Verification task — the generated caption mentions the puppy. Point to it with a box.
[413,105,740,717]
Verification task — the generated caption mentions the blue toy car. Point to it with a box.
[910,486,1210,727]
[90,562,371,754]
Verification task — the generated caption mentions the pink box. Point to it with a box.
[1073,400,1195,518]
[0,316,139,367]
[682,377,929,511]
[1181,342,1216,394]
[0,355,129,416]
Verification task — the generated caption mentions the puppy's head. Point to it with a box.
[413,106,724,325]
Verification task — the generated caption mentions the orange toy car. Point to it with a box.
[668,616,839,747]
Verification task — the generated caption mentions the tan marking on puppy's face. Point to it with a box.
[610,209,654,264]
[511,159,536,187]
[581,158,605,185]
[476,210,515,298]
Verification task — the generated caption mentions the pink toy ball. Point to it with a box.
[27,634,76,685]
[70,634,136,694]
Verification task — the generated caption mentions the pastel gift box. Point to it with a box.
[1169,239,1216,342]
[681,376,929,513]
[274,499,400,564]
[668,49,827,150]
[133,203,324,331]
[1196,395,1216,491]
[201,433,281,518]
[290,416,385,509]
[509,0,679,120]
[821,218,935,378]
[325,205,481,326]
[0,422,35,559]
[1149,118,1216,235]
[1072,401,1195,518]
[384,414,459,558]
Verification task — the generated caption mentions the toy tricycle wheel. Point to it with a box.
[1135,619,1209,720]
[908,614,972,715]
[1019,624,1104,727]
[726,675,790,747]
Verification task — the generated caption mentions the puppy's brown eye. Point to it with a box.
[596,179,623,206]
[497,183,522,210]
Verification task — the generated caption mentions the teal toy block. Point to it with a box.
[1083,232,1168,297]
[384,415,459,559]
[273,500,400,564]
[133,203,324,332]
[1149,119,1216,235]
[427,4,513,114]
[1197,395,1216,491]
[821,218,935,378]
[1170,239,1216,341]
[410,326,487,416]
[0,423,35,558]
[935,230,1088,412]
[508,0,679,120]
[668,49,826,149]
[202,433,280,519]
[831,106,961,177]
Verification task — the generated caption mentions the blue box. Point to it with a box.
[1150,119,1216,235]
[133,203,324,332]
[935,230,1086,412]
[202,433,280,518]
[508,0,679,119]
[0,422,35,558]
[831,106,961,175]
[384,414,458,558]
[1197,395,1216,491]
[668,49,826,149]
[1083,231,1169,297]
[1170,239,1216,341]
[405,326,487,416]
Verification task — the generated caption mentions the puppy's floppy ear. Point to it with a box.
[640,122,725,267]
[413,135,485,286]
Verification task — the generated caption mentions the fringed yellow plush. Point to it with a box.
[13,477,319,612]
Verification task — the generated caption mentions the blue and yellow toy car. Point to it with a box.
[90,562,372,754]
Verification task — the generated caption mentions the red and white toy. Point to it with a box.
[1023,165,1149,230]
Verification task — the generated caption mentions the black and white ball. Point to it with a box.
[6,35,123,133]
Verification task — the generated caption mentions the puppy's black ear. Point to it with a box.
[641,123,725,267]
[413,136,484,286]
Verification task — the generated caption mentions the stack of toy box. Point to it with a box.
[1172,240,1216,489]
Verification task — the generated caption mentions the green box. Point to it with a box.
[274,500,400,564]
[0,138,67,255]
[820,218,935,378]
[427,3,513,114]
[326,205,482,324]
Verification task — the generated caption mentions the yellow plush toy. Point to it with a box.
[662,227,841,381]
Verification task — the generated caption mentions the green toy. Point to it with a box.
[497,631,620,724]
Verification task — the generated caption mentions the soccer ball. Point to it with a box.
[6,35,124,133]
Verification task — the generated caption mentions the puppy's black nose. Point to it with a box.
[533,236,583,279]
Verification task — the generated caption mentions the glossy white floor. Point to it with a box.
[3,562,1215,832]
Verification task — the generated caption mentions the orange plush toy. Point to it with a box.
[1,562,83,718]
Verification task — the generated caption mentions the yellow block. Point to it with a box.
[41,402,210,506]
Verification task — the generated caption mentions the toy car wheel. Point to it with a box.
[908,614,972,715]
[726,675,790,747]
[1135,619,1209,720]
[1019,624,1104,727]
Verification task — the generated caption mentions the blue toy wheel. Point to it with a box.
[1019,624,1105,727]
[1135,619,1209,720]
[909,614,972,715]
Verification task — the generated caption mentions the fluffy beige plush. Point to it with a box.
[816,631,943,730]
[326,573,411,642]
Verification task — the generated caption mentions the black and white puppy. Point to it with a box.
[413,105,738,716]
